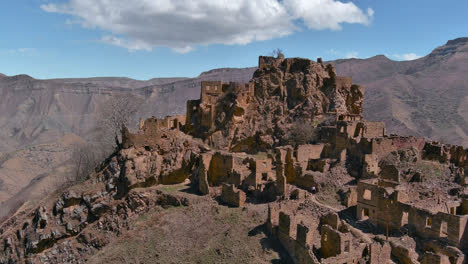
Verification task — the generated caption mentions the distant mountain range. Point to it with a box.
[1,37,467,214]
[331,37,468,146]
[0,66,256,211]
[0,68,257,152]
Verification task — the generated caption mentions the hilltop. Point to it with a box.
[0,55,466,263]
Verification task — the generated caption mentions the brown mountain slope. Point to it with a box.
[331,37,468,146]
[0,68,256,208]
[1,37,468,216]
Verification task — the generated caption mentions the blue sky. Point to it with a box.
[0,0,467,80]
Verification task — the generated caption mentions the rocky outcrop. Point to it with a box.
[0,129,196,263]
[185,56,364,153]
[118,128,207,197]
[0,181,189,263]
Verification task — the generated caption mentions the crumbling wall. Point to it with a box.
[307,159,329,172]
[185,99,201,134]
[356,180,381,222]
[343,186,358,207]
[423,141,468,169]
[294,173,319,191]
[233,82,254,106]
[355,136,425,178]
[207,152,249,186]
[335,120,384,140]
[255,157,273,183]
[266,204,280,234]
[408,208,468,246]
[275,146,297,184]
[363,121,386,138]
[122,115,186,148]
[201,81,223,104]
[220,184,246,207]
[369,136,425,158]
[267,210,319,264]
[369,242,392,264]
[357,180,468,247]
[320,213,339,230]
[320,224,352,258]
[420,252,450,264]
[422,241,465,264]
[296,144,324,164]
[196,153,212,195]
[390,239,420,264]
[462,199,468,215]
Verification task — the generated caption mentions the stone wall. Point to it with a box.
[296,144,324,164]
[356,180,468,248]
[196,153,212,195]
[254,156,273,185]
[363,121,386,138]
[320,224,352,258]
[266,209,319,264]
[423,141,468,169]
[220,184,246,207]
[369,242,392,264]
[420,252,450,264]
[463,199,468,215]
[121,115,186,148]
[185,99,201,133]
[343,186,358,207]
[201,81,223,105]
[207,152,249,186]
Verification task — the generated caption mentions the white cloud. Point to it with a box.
[0,48,37,56]
[344,51,359,59]
[393,53,422,61]
[283,0,373,30]
[327,49,359,59]
[41,0,374,53]
[101,35,152,52]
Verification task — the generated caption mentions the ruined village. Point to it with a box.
[1,55,467,263]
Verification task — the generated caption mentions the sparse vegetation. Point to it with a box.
[271,48,284,59]
[0,198,25,224]
[286,119,319,146]
[88,198,288,264]
[68,143,106,185]
[62,94,144,187]
[98,94,143,148]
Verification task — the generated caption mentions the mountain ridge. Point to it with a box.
[1,37,468,212]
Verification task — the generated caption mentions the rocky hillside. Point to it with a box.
[0,55,361,263]
[1,55,466,263]
[0,68,256,215]
[2,37,468,226]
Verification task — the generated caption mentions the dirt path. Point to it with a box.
[310,195,340,212]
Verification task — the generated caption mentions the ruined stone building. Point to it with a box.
[120,55,468,263]
[1,55,467,263]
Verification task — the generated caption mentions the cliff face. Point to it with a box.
[185,57,364,153]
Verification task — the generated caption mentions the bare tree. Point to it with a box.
[287,119,318,146]
[67,143,105,184]
[271,48,285,59]
[62,94,143,187]
[98,94,143,148]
